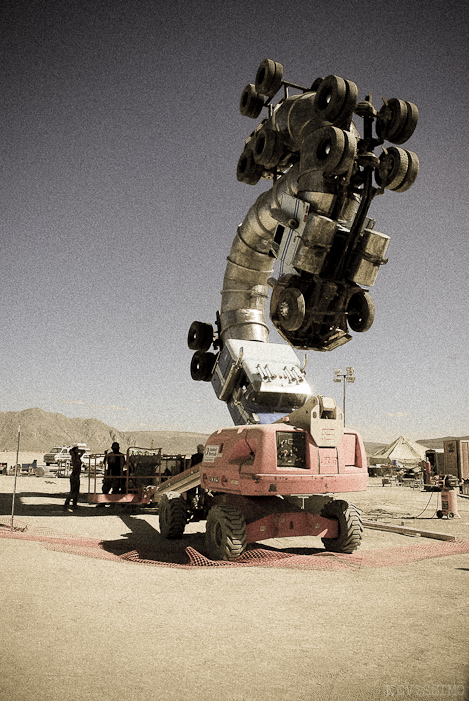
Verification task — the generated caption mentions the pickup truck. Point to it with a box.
[50,445,90,476]
[43,446,68,466]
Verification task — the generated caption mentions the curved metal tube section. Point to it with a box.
[220,92,359,344]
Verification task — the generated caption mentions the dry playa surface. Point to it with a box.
[1,453,468,701]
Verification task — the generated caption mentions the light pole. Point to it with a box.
[333,367,355,423]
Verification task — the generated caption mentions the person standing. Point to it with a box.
[190,444,205,467]
[102,442,126,495]
[64,446,85,511]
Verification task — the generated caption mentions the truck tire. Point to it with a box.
[277,287,306,331]
[376,147,419,193]
[187,321,213,352]
[376,98,419,145]
[237,147,264,185]
[158,492,187,539]
[254,59,283,98]
[253,128,284,169]
[304,126,357,175]
[314,75,358,124]
[239,84,264,118]
[321,499,363,553]
[346,290,375,332]
[190,351,216,382]
[205,505,247,561]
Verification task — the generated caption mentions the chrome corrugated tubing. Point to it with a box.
[220,91,361,344]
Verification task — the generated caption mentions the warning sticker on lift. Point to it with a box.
[204,445,221,463]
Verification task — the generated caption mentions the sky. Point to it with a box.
[1,0,467,443]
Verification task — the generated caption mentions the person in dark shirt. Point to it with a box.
[190,444,205,467]
[102,442,126,495]
[64,446,85,511]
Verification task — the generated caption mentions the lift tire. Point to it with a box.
[346,290,375,332]
[436,510,444,519]
[187,321,213,352]
[321,499,363,554]
[255,59,283,98]
[205,505,247,561]
[239,84,265,118]
[158,492,187,539]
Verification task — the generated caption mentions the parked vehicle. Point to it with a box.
[54,444,89,477]
[43,446,66,466]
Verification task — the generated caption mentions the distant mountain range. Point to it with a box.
[0,408,466,456]
[0,408,209,456]
[417,436,469,449]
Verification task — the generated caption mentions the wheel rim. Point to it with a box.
[278,288,306,331]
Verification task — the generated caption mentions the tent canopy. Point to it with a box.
[369,436,427,466]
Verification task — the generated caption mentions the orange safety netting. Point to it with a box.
[1,519,469,570]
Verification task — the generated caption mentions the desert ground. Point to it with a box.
[0,453,468,701]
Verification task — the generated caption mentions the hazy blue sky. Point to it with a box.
[1,0,467,442]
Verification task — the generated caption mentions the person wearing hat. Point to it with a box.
[190,444,205,467]
[64,446,85,511]
[102,441,126,496]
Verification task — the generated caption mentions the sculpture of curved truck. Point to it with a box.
[158,60,419,560]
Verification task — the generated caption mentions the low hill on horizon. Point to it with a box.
[417,436,469,450]
[0,408,209,456]
[0,408,466,457]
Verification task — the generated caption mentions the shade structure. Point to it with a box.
[369,436,427,466]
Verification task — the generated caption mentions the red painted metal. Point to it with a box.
[440,488,460,518]
[88,493,152,504]
[200,423,368,497]
[245,512,338,542]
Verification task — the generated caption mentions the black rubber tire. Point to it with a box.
[321,499,363,553]
[305,126,356,175]
[158,492,187,539]
[436,510,444,519]
[376,147,409,190]
[255,59,283,98]
[376,98,407,141]
[392,101,419,145]
[187,321,213,352]
[277,287,306,331]
[237,147,264,185]
[347,290,375,332]
[377,99,419,145]
[376,147,419,193]
[253,128,283,168]
[314,75,358,124]
[393,150,419,193]
[190,351,216,382]
[205,505,247,561]
[240,84,265,118]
